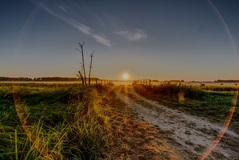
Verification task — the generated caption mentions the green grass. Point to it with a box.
[2,82,238,159]
[133,83,239,133]
[0,83,111,159]
[202,85,237,92]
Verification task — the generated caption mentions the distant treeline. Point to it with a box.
[0,77,32,81]
[0,76,99,81]
[214,80,239,83]
[168,80,184,82]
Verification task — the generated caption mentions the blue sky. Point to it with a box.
[1,0,239,81]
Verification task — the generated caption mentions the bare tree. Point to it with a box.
[76,42,95,86]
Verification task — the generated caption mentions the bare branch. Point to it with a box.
[75,48,82,53]
[90,50,95,57]
[77,70,84,85]
[79,42,85,48]
[88,50,94,85]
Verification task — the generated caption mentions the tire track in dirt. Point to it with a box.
[115,86,239,160]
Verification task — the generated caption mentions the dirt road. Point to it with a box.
[115,85,239,160]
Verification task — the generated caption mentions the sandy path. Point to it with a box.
[115,86,239,160]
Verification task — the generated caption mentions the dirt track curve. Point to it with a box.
[115,85,239,160]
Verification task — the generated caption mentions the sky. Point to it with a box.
[0,0,239,81]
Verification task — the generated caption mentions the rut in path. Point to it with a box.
[115,86,239,160]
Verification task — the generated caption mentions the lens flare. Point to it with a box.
[123,73,129,80]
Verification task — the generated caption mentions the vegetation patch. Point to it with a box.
[0,84,111,159]
[0,83,181,159]
[133,83,239,133]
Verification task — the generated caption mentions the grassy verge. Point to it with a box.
[0,84,111,159]
[0,83,181,159]
[133,83,239,133]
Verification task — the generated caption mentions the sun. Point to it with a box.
[123,73,129,80]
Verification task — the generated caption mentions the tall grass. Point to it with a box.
[0,84,111,159]
[134,82,205,102]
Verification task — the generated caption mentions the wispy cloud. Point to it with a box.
[30,1,112,47]
[114,29,148,42]
[93,34,111,47]
[72,22,111,47]
[58,5,68,14]
[77,24,92,35]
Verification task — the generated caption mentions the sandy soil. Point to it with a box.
[115,86,239,160]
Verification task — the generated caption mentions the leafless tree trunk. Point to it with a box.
[88,51,94,85]
[80,43,87,85]
[76,42,87,85]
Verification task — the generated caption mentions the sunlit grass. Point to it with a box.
[2,83,169,159]
[133,83,239,133]
[0,84,110,159]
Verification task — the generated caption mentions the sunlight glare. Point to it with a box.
[123,73,129,80]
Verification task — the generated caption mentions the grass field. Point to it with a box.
[0,82,239,159]
[0,83,178,159]
[133,82,239,133]
[0,83,111,159]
